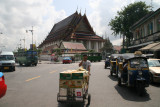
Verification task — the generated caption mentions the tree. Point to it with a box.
[101,38,113,54]
[53,48,62,56]
[88,49,95,53]
[109,1,150,48]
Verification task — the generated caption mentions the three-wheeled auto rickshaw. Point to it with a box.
[110,54,122,77]
[105,56,110,69]
[117,52,150,95]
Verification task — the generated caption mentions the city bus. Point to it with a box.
[15,50,38,66]
[81,52,102,62]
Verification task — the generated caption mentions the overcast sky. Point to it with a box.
[0,0,160,51]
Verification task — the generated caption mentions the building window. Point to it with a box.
[157,17,160,31]
[139,28,143,38]
[136,29,140,39]
[147,22,153,35]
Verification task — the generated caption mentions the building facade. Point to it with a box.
[129,8,160,52]
[38,11,104,54]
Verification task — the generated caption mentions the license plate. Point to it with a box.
[4,67,9,69]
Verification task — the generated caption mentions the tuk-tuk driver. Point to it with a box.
[123,59,128,73]
[79,54,91,75]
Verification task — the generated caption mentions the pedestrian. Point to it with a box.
[79,54,91,75]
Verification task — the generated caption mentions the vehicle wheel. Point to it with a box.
[105,65,107,69]
[150,73,154,83]
[11,69,14,72]
[118,77,121,86]
[87,94,91,105]
[35,63,37,66]
[116,73,118,77]
[110,70,113,76]
[13,66,15,71]
[19,62,22,66]
[57,93,60,102]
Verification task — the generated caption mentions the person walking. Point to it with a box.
[79,54,91,74]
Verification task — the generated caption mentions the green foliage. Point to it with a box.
[109,1,150,46]
[88,49,95,53]
[101,38,113,53]
[53,48,62,56]
[74,54,80,58]
[37,48,42,56]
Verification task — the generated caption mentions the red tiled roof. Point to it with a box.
[63,42,86,50]
[114,45,122,51]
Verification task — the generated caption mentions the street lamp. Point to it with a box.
[26,26,34,50]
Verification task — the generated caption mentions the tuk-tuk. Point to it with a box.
[105,56,110,69]
[110,54,122,77]
[117,52,150,95]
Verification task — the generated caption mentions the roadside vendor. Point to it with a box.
[79,54,91,74]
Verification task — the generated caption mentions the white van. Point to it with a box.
[0,51,15,72]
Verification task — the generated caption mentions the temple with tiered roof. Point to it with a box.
[38,11,104,54]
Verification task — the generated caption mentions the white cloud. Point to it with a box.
[87,0,160,45]
[89,0,102,9]
[112,38,123,45]
[0,0,160,51]
[0,0,66,51]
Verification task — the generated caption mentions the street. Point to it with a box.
[0,61,160,107]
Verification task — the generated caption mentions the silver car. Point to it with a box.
[148,59,160,83]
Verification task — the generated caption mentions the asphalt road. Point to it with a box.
[0,61,160,107]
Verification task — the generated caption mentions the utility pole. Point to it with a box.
[20,38,25,50]
[18,43,21,49]
[151,0,153,11]
[26,26,34,50]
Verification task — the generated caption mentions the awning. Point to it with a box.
[128,41,153,49]
[150,43,160,51]
[139,42,160,51]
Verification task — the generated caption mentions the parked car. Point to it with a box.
[148,59,160,83]
[0,72,7,98]
[62,57,72,64]
[0,51,15,72]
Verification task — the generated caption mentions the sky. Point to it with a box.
[0,0,160,51]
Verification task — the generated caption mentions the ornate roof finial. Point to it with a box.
[76,6,78,12]
[85,8,86,14]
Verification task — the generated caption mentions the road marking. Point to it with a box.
[26,76,40,82]
[49,71,57,74]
